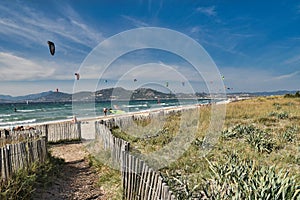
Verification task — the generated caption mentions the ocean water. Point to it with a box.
[0,99,211,128]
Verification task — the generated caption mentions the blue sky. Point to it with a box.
[0,0,300,96]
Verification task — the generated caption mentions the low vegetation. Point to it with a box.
[112,96,300,199]
[0,153,64,199]
[88,155,122,200]
[284,91,300,98]
[201,154,299,199]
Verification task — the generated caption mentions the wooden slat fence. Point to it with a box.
[0,137,47,180]
[1,121,81,144]
[95,121,129,169]
[0,120,80,180]
[35,121,81,143]
[121,151,176,200]
[0,129,43,147]
[105,110,168,130]
[94,108,186,200]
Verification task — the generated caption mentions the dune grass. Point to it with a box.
[112,96,300,199]
[0,153,64,200]
[88,155,122,200]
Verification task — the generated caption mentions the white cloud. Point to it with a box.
[0,2,104,51]
[190,24,255,58]
[190,26,201,34]
[196,6,216,17]
[0,2,106,84]
[0,52,55,81]
[272,71,300,80]
[121,15,150,27]
[221,67,300,92]
[283,54,300,65]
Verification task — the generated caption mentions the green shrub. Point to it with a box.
[201,154,300,200]
[282,126,298,142]
[268,111,289,119]
[232,124,256,136]
[162,170,202,199]
[0,168,36,199]
[167,174,200,199]
[269,111,278,117]
[246,130,275,153]
[277,111,289,119]
[284,102,295,106]
[221,129,238,139]
[221,124,257,140]
[284,91,300,98]
[273,103,282,110]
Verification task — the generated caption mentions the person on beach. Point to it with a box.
[13,126,24,131]
[4,129,9,138]
[25,126,35,130]
[72,115,78,124]
[103,108,108,116]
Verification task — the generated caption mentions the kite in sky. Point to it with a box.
[47,41,55,56]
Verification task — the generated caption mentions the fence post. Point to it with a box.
[1,147,7,180]
[5,144,11,179]
[78,121,81,140]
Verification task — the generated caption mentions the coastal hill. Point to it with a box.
[0,88,297,103]
[0,87,177,103]
[72,87,177,102]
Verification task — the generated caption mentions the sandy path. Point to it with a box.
[33,142,105,200]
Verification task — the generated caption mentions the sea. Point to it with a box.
[0,99,213,129]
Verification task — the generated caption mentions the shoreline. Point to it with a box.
[0,99,233,130]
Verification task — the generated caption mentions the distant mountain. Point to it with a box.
[130,88,175,100]
[94,87,175,101]
[16,91,54,101]
[0,91,55,102]
[34,92,72,102]
[0,87,176,103]
[0,88,298,103]
[95,87,131,101]
[0,94,13,101]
